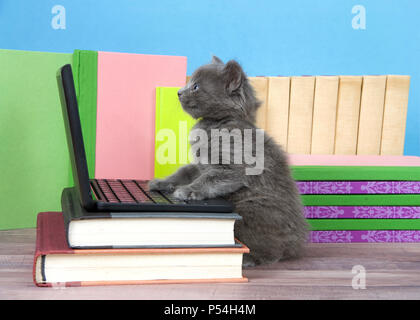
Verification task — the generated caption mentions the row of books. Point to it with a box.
[290,154,420,242]
[152,87,420,242]
[0,48,412,231]
[250,75,410,156]
[33,188,249,287]
[35,153,420,287]
[1,49,188,229]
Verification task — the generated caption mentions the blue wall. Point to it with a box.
[1,0,419,155]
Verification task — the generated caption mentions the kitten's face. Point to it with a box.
[177,57,258,121]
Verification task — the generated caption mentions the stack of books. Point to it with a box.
[33,188,249,287]
[290,154,420,243]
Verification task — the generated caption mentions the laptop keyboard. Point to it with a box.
[90,179,185,205]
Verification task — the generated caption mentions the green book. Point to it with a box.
[72,49,98,180]
[291,166,420,181]
[154,87,196,179]
[308,219,420,230]
[0,49,72,229]
[302,194,420,206]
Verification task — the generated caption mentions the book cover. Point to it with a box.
[0,49,73,229]
[95,51,187,180]
[311,76,339,154]
[61,187,242,249]
[310,230,420,243]
[291,165,420,181]
[334,76,363,155]
[33,212,249,287]
[266,77,290,149]
[297,181,420,195]
[381,75,411,155]
[287,76,315,154]
[357,76,387,155]
[154,87,197,179]
[249,77,269,129]
[304,206,420,219]
[302,194,420,206]
[288,154,420,166]
[308,219,420,231]
[72,50,98,180]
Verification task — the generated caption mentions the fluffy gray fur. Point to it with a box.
[149,56,308,267]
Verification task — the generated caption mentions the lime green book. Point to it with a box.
[308,219,420,231]
[302,194,420,206]
[0,49,72,229]
[154,87,197,179]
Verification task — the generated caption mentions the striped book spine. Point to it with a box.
[310,230,420,243]
[304,206,420,219]
[297,181,420,194]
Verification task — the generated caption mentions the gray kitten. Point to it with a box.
[149,56,308,267]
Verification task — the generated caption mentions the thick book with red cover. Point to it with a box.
[33,212,249,287]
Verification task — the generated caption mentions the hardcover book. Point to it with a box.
[33,212,249,287]
[357,76,387,155]
[304,206,420,219]
[154,87,197,179]
[297,181,420,195]
[62,187,242,249]
[334,76,363,155]
[265,77,290,149]
[291,166,420,181]
[72,50,98,179]
[287,76,315,154]
[380,75,411,155]
[302,194,420,206]
[308,218,420,231]
[311,76,339,155]
[95,51,187,180]
[249,77,269,129]
[0,49,72,230]
[310,230,420,243]
[288,154,420,167]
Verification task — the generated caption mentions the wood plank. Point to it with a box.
[265,77,290,149]
[357,75,387,155]
[311,76,339,154]
[334,76,363,155]
[249,77,269,129]
[380,75,410,155]
[4,229,420,299]
[287,76,315,154]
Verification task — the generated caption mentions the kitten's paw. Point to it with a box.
[148,179,176,192]
[173,186,206,201]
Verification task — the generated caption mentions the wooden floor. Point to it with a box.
[1,228,420,300]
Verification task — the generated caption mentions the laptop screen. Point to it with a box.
[57,64,96,209]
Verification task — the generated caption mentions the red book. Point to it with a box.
[33,212,249,287]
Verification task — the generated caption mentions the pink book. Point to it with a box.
[95,51,187,179]
[288,154,420,167]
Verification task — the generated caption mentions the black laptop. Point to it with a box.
[57,64,233,213]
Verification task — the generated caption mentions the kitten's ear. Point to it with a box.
[223,60,244,94]
[211,56,224,65]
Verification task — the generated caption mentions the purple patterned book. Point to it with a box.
[297,181,420,194]
[310,230,420,243]
[304,206,420,219]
